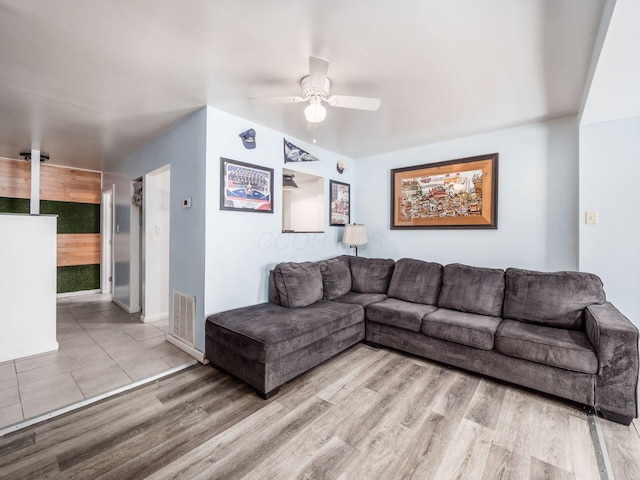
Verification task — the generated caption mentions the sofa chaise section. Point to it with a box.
[206,300,364,398]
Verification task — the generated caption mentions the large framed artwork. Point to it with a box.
[220,157,274,213]
[329,180,350,226]
[390,153,498,229]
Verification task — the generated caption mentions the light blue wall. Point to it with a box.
[203,107,356,321]
[354,116,579,271]
[579,115,640,329]
[103,108,207,346]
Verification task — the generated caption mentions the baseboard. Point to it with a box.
[112,297,136,313]
[141,313,168,323]
[57,289,101,298]
[166,334,209,364]
[0,341,59,363]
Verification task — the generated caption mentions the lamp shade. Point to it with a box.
[342,224,368,246]
[304,97,327,123]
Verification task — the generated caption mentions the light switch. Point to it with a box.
[585,211,598,225]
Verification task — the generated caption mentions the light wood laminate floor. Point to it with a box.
[0,343,638,480]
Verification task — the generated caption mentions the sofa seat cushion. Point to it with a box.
[318,256,352,300]
[207,300,364,363]
[495,319,598,374]
[437,263,505,317]
[331,292,387,307]
[387,258,443,305]
[503,268,606,330]
[350,257,395,294]
[421,308,501,350]
[273,261,323,308]
[367,298,437,332]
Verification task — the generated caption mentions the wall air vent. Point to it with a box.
[171,291,195,347]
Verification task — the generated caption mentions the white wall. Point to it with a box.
[579,115,640,328]
[103,108,207,337]
[204,107,356,327]
[354,116,579,271]
[0,214,58,362]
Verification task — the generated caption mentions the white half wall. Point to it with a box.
[579,115,640,329]
[0,214,58,362]
[354,116,579,271]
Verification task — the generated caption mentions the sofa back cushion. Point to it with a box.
[317,256,352,300]
[503,268,605,329]
[273,261,324,308]
[437,263,505,317]
[350,257,395,294]
[387,258,443,305]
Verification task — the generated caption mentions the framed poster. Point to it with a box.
[220,157,274,213]
[390,153,498,229]
[329,180,350,226]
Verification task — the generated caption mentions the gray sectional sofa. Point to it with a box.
[205,256,639,425]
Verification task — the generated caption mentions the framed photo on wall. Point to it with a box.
[329,180,350,226]
[220,157,274,213]
[390,153,498,229]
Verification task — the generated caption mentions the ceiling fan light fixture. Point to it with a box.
[304,97,326,123]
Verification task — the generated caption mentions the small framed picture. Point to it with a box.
[220,158,274,213]
[329,180,350,226]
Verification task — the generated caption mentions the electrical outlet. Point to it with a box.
[585,211,598,225]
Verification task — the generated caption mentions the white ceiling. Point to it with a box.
[0,0,605,171]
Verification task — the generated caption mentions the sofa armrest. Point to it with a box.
[585,302,639,422]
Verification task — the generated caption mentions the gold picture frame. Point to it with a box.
[390,153,498,229]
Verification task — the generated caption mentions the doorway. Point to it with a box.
[141,165,170,323]
[101,187,114,295]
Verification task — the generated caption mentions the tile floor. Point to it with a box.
[0,293,194,430]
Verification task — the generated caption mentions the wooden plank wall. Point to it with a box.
[0,157,31,198]
[0,157,102,271]
[57,234,101,267]
[40,164,101,204]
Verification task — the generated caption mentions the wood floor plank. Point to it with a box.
[529,457,574,480]
[277,343,386,409]
[481,443,530,480]
[531,402,574,474]
[335,423,415,480]
[464,377,507,430]
[433,418,494,480]
[394,411,458,479]
[567,415,600,480]
[600,416,640,480]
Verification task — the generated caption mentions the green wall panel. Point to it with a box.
[40,200,100,234]
[0,198,100,234]
[57,264,100,294]
[0,197,30,213]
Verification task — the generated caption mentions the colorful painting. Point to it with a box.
[330,180,350,226]
[391,154,498,229]
[220,158,274,213]
[284,139,319,163]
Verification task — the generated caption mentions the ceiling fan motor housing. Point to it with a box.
[301,76,330,100]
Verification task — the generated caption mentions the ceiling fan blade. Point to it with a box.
[308,57,329,90]
[327,95,381,111]
[249,96,304,104]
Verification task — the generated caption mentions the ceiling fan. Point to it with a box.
[249,57,381,123]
